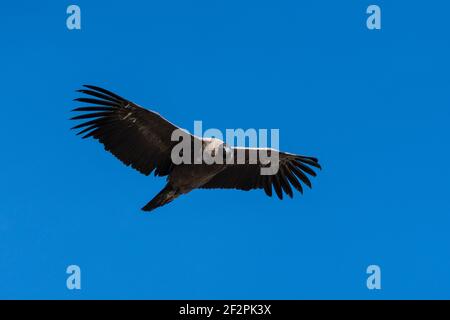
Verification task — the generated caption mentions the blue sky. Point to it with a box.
[0,1,449,299]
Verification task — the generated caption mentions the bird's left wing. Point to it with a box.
[71,85,192,177]
[201,147,321,199]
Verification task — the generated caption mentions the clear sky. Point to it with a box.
[0,1,449,299]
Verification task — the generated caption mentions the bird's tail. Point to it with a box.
[142,184,180,212]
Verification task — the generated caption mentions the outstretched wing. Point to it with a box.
[201,147,321,199]
[71,85,189,176]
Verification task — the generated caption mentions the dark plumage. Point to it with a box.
[71,85,321,211]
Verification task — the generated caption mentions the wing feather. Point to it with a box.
[201,147,320,199]
[71,85,194,176]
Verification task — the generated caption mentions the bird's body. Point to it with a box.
[170,162,225,192]
[71,85,321,212]
[144,163,226,211]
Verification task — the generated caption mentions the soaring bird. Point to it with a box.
[71,85,321,211]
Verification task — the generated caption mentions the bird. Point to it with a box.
[70,85,321,212]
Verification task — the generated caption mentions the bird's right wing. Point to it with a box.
[201,147,321,199]
[71,85,194,177]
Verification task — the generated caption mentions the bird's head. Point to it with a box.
[203,139,233,165]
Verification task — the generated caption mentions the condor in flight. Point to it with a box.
[71,85,321,211]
